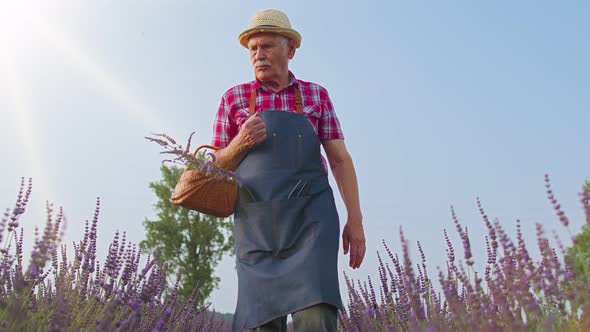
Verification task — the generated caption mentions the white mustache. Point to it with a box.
[255,60,271,67]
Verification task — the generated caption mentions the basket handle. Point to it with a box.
[191,144,221,166]
[193,144,220,156]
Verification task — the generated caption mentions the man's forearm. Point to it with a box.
[213,122,261,171]
[331,154,362,223]
[214,137,250,171]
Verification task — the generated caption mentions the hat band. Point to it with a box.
[252,24,282,28]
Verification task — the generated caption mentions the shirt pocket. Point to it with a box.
[303,104,320,117]
[302,105,321,135]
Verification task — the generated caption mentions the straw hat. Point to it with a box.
[238,9,302,48]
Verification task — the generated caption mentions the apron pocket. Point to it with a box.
[237,200,275,262]
[273,196,317,255]
[237,196,318,263]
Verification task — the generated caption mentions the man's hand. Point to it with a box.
[342,218,365,269]
[214,114,266,170]
[238,114,267,148]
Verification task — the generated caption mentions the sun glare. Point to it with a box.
[0,1,43,50]
[0,1,54,204]
[1,1,175,207]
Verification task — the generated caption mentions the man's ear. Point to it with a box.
[288,40,296,59]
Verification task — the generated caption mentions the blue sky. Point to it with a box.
[1,0,589,314]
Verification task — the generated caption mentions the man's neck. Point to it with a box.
[258,72,291,93]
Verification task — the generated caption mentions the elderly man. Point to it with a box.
[211,9,365,332]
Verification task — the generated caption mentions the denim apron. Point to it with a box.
[231,87,343,331]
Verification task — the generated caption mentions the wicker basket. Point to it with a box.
[171,145,238,217]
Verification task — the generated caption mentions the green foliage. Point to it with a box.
[141,164,234,306]
[568,225,590,283]
[566,181,590,283]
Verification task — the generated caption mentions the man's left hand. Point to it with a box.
[342,219,365,269]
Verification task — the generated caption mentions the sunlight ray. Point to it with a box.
[38,26,177,135]
[0,56,54,208]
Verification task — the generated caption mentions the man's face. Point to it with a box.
[248,33,295,84]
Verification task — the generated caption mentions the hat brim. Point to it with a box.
[238,26,301,48]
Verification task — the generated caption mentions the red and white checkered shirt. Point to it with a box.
[211,72,344,149]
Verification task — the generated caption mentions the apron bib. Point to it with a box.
[231,88,343,331]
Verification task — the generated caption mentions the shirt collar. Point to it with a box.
[252,71,298,92]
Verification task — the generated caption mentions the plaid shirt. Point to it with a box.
[211,72,344,149]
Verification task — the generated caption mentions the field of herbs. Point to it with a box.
[1,175,589,331]
[0,178,230,331]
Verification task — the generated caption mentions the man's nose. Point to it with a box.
[253,48,266,60]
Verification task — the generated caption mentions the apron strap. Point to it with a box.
[249,85,304,115]
[249,87,257,115]
[294,87,303,114]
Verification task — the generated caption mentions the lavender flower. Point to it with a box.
[3,173,590,331]
[339,176,590,332]
[545,174,570,228]
[0,180,230,331]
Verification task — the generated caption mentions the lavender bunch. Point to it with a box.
[145,132,241,185]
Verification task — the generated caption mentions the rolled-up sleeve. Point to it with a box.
[211,95,232,148]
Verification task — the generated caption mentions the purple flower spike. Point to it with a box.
[545,174,570,228]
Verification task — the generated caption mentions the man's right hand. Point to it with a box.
[238,113,267,148]
[214,114,266,171]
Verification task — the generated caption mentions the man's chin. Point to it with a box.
[255,73,273,81]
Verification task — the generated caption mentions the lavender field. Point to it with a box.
[2,176,589,331]
[0,178,230,331]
